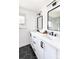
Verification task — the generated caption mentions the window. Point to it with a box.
[19,15,25,25]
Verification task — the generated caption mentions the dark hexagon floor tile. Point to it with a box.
[19,44,37,59]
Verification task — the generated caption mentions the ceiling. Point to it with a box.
[19,0,53,12]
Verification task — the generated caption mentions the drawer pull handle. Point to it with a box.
[33,36,36,38]
[40,41,45,48]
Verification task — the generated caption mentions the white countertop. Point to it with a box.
[31,32,60,49]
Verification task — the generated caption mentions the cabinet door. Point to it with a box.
[31,36,44,59]
[37,41,44,59]
[35,38,44,59]
[44,43,57,59]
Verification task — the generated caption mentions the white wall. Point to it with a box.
[19,29,30,47]
[19,7,37,47]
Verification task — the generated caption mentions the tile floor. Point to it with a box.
[19,44,37,59]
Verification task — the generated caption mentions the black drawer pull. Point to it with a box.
[33,36,36,38]
[52,2,57,6]
[40,41,44,48]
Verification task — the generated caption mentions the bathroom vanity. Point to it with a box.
[30,32,60,59]
[30,0,60,59]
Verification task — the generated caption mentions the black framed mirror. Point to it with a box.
[47,5,60,31]
[37,16,43,31]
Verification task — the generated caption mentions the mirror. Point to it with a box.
[47,5,60,31]
[37,16,43,30]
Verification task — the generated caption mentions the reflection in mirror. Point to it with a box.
[37,16,43,31]
[48,5,60,31]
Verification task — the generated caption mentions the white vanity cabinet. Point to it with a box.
[44,42,57,59]
[30,32,60,59]
[31,34,44,59]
